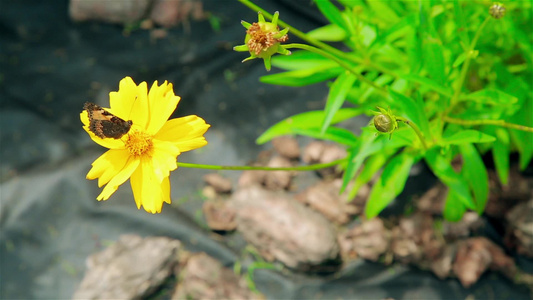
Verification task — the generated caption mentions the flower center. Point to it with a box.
[246,22,287,56]
[125,130,153,157]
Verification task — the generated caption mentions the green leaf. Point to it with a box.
[403,74,453,97]
[443,189,467,222]
[293,126,357,146]
[341,127,415,193]
[314,0,349,31]
[321,72,357,134]
[453,0,470,47]
[508,98,533,170]
[369,14,416,54]
[459,143,489,214]
[260,66,344,87]
[367,1,400,23]
[307,24,347,42]
[341,129,378,193]
[493,128,510,185]
[462,89,519,107]
[256,108,364,144]
[425,148,475,210]
[388,89,431,140]
[442,130,496,145]
[407,26,423,73]
[365,152,416,218]
[349,149,394,199]
[337,0,363,8]
[271,51,337,71]
[422,38,446,85]
[452,52,467,68]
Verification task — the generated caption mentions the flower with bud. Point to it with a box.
[234,11,291,71]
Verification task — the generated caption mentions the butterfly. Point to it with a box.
[83,102,133,139]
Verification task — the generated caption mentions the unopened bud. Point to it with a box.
[489,2,506,19]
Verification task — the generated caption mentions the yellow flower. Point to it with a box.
[80,76,210,213]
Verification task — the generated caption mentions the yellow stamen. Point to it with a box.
[125,130,153,157]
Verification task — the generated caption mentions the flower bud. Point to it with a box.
[489,2,506,19]
[374,113,394,133]
[233,11,291,71]
[372,106,399,139]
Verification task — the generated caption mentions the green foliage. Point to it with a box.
[240,0,533,222]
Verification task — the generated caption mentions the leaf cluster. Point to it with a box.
[252,0,532,221]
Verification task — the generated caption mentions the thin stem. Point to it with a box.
[177,158,347,171]
[285,43,387,95]
[448,16,491,110]
[396,117,429,150]
[444,116,533,133]
[236,0,399,79]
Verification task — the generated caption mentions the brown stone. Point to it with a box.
[264,156,294,190]
[229,186,339,270]
[202,199,237,231]
[296,179,359,224]
[203,173,233,194]
[272,136,300,160]
[72,235,181,300]
[172,252,260,299]
[338,218,389,261]
[69,0,151,24]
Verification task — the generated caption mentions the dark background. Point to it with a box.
[0,0,530,299]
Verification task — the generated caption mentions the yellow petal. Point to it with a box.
[155,115,210,152]
[146,81,181,135]
[175,137,208,153]
[109,77,149,129]
[80,111,125,149]
[86,149,130,187]
[151,140,180,182]
[130,157,170,213]
[96,157,140,201]
[161,176,171,205]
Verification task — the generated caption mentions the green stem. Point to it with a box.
[396,117,429,150]
[236,0,399,79]
[448,16,491,110]
[285,43,387,95]
[177,158,347,171]
[444,116,533,133]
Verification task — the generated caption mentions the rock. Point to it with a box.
[505,197,533,257]
[172,252,260,299]
[204,173,233,194]
[72,235,181,300]
[150,0,205,28]
[69,0,151,24]
[264,156,294,190]
[430,244,457,279]
[272,136,300,160]
[442,212,482,239]
[229,186,340,271]
[295,179,359,224]
[391,214,444,265]
[238,169,267,188]
[202,199,237,232]
[452,237,516,288]
[302,141,346,178]
[338,218,389,261]
[416,183,446,215]
[485,167,533,218]
[302,141,324,163]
